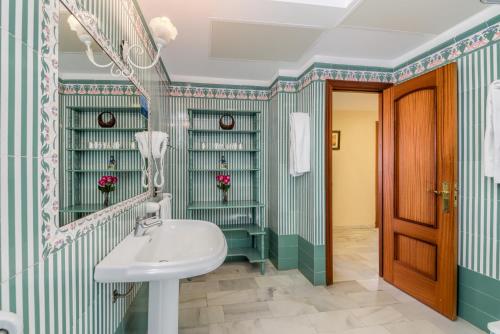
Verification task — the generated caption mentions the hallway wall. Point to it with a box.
[331,93,379,228]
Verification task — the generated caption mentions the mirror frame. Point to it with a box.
[41,0,154,256]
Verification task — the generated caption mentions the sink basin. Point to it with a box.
[95,219,227,282]
[94,219,227,334]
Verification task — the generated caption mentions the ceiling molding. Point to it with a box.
[169,74,271,87]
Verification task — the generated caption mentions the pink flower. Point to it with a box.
[98,180,106,187]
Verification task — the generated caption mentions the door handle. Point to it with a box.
[433,182,450,213]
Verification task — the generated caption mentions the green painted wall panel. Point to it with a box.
[458,266,500,332]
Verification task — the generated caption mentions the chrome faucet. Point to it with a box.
[134,216,163,237]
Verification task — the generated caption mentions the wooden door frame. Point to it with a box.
[325,80,393,285]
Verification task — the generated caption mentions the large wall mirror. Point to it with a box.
[58,3,151,227]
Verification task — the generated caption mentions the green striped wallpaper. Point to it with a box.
[458,42,500,281]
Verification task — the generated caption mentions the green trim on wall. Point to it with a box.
[267,230,326,285]
[298,236,326,286]
[269,230,298,270]
[458,266,500,332]
[458,267,500,332]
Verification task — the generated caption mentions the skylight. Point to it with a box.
[271,0,355,8]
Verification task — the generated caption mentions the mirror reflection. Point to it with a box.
[58,4,148,227]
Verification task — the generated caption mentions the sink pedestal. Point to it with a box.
[148,279,179,334]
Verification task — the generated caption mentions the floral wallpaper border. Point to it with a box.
[394,20,500,82]
[40,0,153,256]
[167,18,500,100]
[168,68,394,101]
[58,82,142,96]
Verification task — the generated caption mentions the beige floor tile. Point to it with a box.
[273,284,330,301]
[267,299,318,317]
[222,301,272,322]
[180,306,226,328]
[424,313,486,334]
[180,308,202,328]
[218,277,259,291]
[180,296,208,309]
[392,301,442,321]
[306,293,360,311]
[209,319,263,334]
[259,315,317,334]
[351,306,407,326]
[255,275,294,288]
[326,280,368,295]
[384,319,445,334]
[338,326,392,334]
[346,291,399,307]
[181,281,220,295]
[207,287,276,306]
[200,306,225,325]
[173,227,484,334]
[307,310,362,333]
[357,278,403,292]
[179,327,210,334]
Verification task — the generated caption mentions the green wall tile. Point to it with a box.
[458,266,500,331]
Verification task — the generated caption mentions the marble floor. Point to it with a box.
[121,260,484,334]
[332,226,379,282]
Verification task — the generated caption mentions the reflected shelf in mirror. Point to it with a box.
[58,2,151,228]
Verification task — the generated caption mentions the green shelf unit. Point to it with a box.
[68,106,142,113]
[219,224,266,236]
[67,127,147,131]
[67,148,139,152]
[187,200,264,210]
[67,169,142,173]
[227,248,266,263]
[187,108,266,274]
[189,109,260,116]
[61,103,147,227]
[188,149,260,152]
[188,168,260,172]
[188,129,260,134]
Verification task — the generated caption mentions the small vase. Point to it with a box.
[103,192,110,207]
[222,191,228,203]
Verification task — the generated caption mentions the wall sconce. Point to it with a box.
[67,14,177,76]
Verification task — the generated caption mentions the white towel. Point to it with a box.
[158,193,172,219]
[484,81,500,183]
[289,113,311,177]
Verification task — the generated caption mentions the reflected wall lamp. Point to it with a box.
[67,14,177,76]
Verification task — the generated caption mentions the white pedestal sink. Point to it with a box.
[94,219,227,334]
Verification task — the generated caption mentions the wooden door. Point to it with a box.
[382,63,457,319]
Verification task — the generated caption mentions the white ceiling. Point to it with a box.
[138,0,499,85]
[210,21,324,61]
